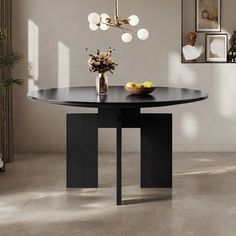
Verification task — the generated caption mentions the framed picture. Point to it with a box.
[206,34,228,62]
[196,0,221,32]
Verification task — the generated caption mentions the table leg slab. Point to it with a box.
[141,114,172,188]
[67,114,98,188]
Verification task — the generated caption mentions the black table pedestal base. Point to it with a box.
[67,108,172,205]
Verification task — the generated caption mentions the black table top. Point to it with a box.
[27,86,208,108]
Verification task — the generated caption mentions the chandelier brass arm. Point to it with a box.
[114,0,119,20]
[88,0,149,43]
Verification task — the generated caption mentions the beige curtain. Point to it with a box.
[0,0,14,163]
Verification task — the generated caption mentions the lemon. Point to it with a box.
[143,81,154,88]
[126,82,136,88]
[136,83,145,89]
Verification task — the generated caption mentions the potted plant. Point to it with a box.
[0,30,23,172]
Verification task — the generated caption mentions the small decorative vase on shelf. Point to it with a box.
[230,31,236,46]
[96,73,108,95]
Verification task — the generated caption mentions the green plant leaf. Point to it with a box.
[0,52,23,68]
[0,30,7,46]
[0,78,24,94]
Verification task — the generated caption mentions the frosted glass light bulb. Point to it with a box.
[88,12,100,24]
[89,23,99,31]
[100,13,110,31]
[137,28,149,40]
[122,33,132,43]
[100,13,110,23]
[128,15,139,26]
[100,23,109,31]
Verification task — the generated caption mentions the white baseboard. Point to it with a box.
[174,144,236,152]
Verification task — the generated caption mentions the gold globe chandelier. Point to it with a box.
[88,0,149,43]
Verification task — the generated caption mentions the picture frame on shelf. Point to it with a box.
[205,34,228,62]
[196,0,221,32]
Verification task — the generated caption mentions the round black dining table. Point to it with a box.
[28,86,208,108]
[28,86,208,205]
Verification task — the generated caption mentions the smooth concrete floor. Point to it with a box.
[0,152,236,236]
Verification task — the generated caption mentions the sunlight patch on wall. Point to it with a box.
[58,41,70,88]
[28,19,39,92]
[168,52,197,86]
[181,112,199,139]
[215,65,236,119]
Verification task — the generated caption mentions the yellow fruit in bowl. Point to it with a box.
[143,81,155,88]
[126,82,136,88]
[135,83,145,89]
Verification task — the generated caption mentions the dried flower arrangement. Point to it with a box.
[87,47,118,74]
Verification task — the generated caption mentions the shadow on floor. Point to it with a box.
[123,189,172,205]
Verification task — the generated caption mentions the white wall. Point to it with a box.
[12,0,236,153]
